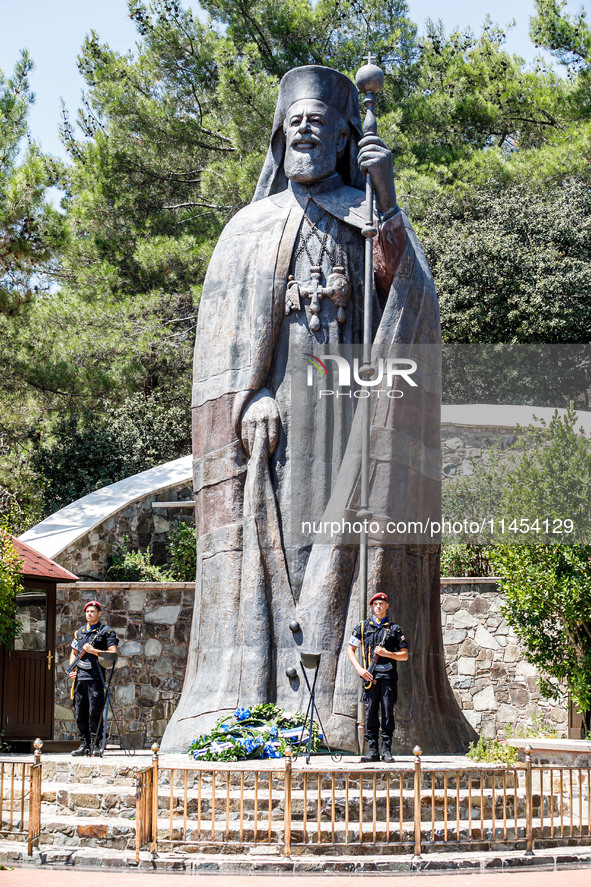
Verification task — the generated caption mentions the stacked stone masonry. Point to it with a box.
[56,482,194,579]
[54,579,567,748]
[442,424,517,479]
[440,578,566,738]
[55,582,195,748]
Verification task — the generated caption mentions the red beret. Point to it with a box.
[84,600,102,611]
[369,593,388,605]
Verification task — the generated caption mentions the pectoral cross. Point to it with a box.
[285,265,351,332]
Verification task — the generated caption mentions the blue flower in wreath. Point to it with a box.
[263,741,282,758]
[234,708,251,721]
[269,725,279,738]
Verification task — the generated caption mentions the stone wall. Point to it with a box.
[54,578,567,748]
[441,424,516,479]
[56,482,194,579]
[54,582,194,747]
[441,578,567,738]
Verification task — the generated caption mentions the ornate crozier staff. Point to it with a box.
[355,55,385,755]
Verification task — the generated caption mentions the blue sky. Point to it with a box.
[0,0,588,159]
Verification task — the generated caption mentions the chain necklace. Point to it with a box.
[286,198,351,332]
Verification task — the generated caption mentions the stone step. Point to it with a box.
[41,782,138,818]
[41,778,540,824]
[159,769,521,793]
[38,757,140,786]
[1,814,137,851]
[3,839,591,874]
[24,810,573,854]
[4,808,591,862]
[40,778,581,832]
[34,754,519,791]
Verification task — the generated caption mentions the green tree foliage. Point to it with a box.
[0,51,63,314]
[396,20,568,172]
[0,529,23,648]
[30,392,190,516]
[443,408,591,546]
[530,0,591,128]
[531,0,591,72]
[0,53,66,529]
[492,543,591,729]
[392,21,588,213]
[500,408,591,540]
[199,0,418,75]
[422,179,591,343]
[443,409,591,725]
[103,522,196,582]
[4,0,591,527]
[106,535,174,581]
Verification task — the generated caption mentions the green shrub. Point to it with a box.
[106,536,173,582]
[466,736,518,765]
[440,543,495,577]
[168,522,196,581]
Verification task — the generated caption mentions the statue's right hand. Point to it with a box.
[240,389,280,457]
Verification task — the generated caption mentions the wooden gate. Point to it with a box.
[2,583,56,740]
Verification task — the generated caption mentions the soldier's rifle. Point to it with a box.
[361,621,398,689]
[66,624,107,675]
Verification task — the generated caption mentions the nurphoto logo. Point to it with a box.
[303,353,418,399]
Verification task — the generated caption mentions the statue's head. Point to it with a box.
[253,66,364,201]
[283,99,348,184]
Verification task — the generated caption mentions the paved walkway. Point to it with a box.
[2,865,591,886]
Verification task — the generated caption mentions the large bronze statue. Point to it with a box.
[161,65,475,754]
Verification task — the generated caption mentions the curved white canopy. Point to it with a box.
[19,455,192,560]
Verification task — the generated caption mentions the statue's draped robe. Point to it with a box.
[161,177,476,753]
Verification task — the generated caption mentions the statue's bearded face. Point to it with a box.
[283,99,348,184]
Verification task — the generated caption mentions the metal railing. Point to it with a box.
[135,743,159,862]
[0,738,43,855]
[135,744,591,858]
[530,765,591,845]
[136,743,286,858]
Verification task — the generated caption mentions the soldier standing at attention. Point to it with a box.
[68,600,119,756]
[347,593,408,763]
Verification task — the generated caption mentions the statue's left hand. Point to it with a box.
[357,134,397,215]
[240,389,280,457]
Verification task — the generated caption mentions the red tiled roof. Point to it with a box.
[12,537,78,582]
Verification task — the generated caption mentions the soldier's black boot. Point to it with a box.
[381,740,393,763]
[360,743,380,763]
[71,741,90,756]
